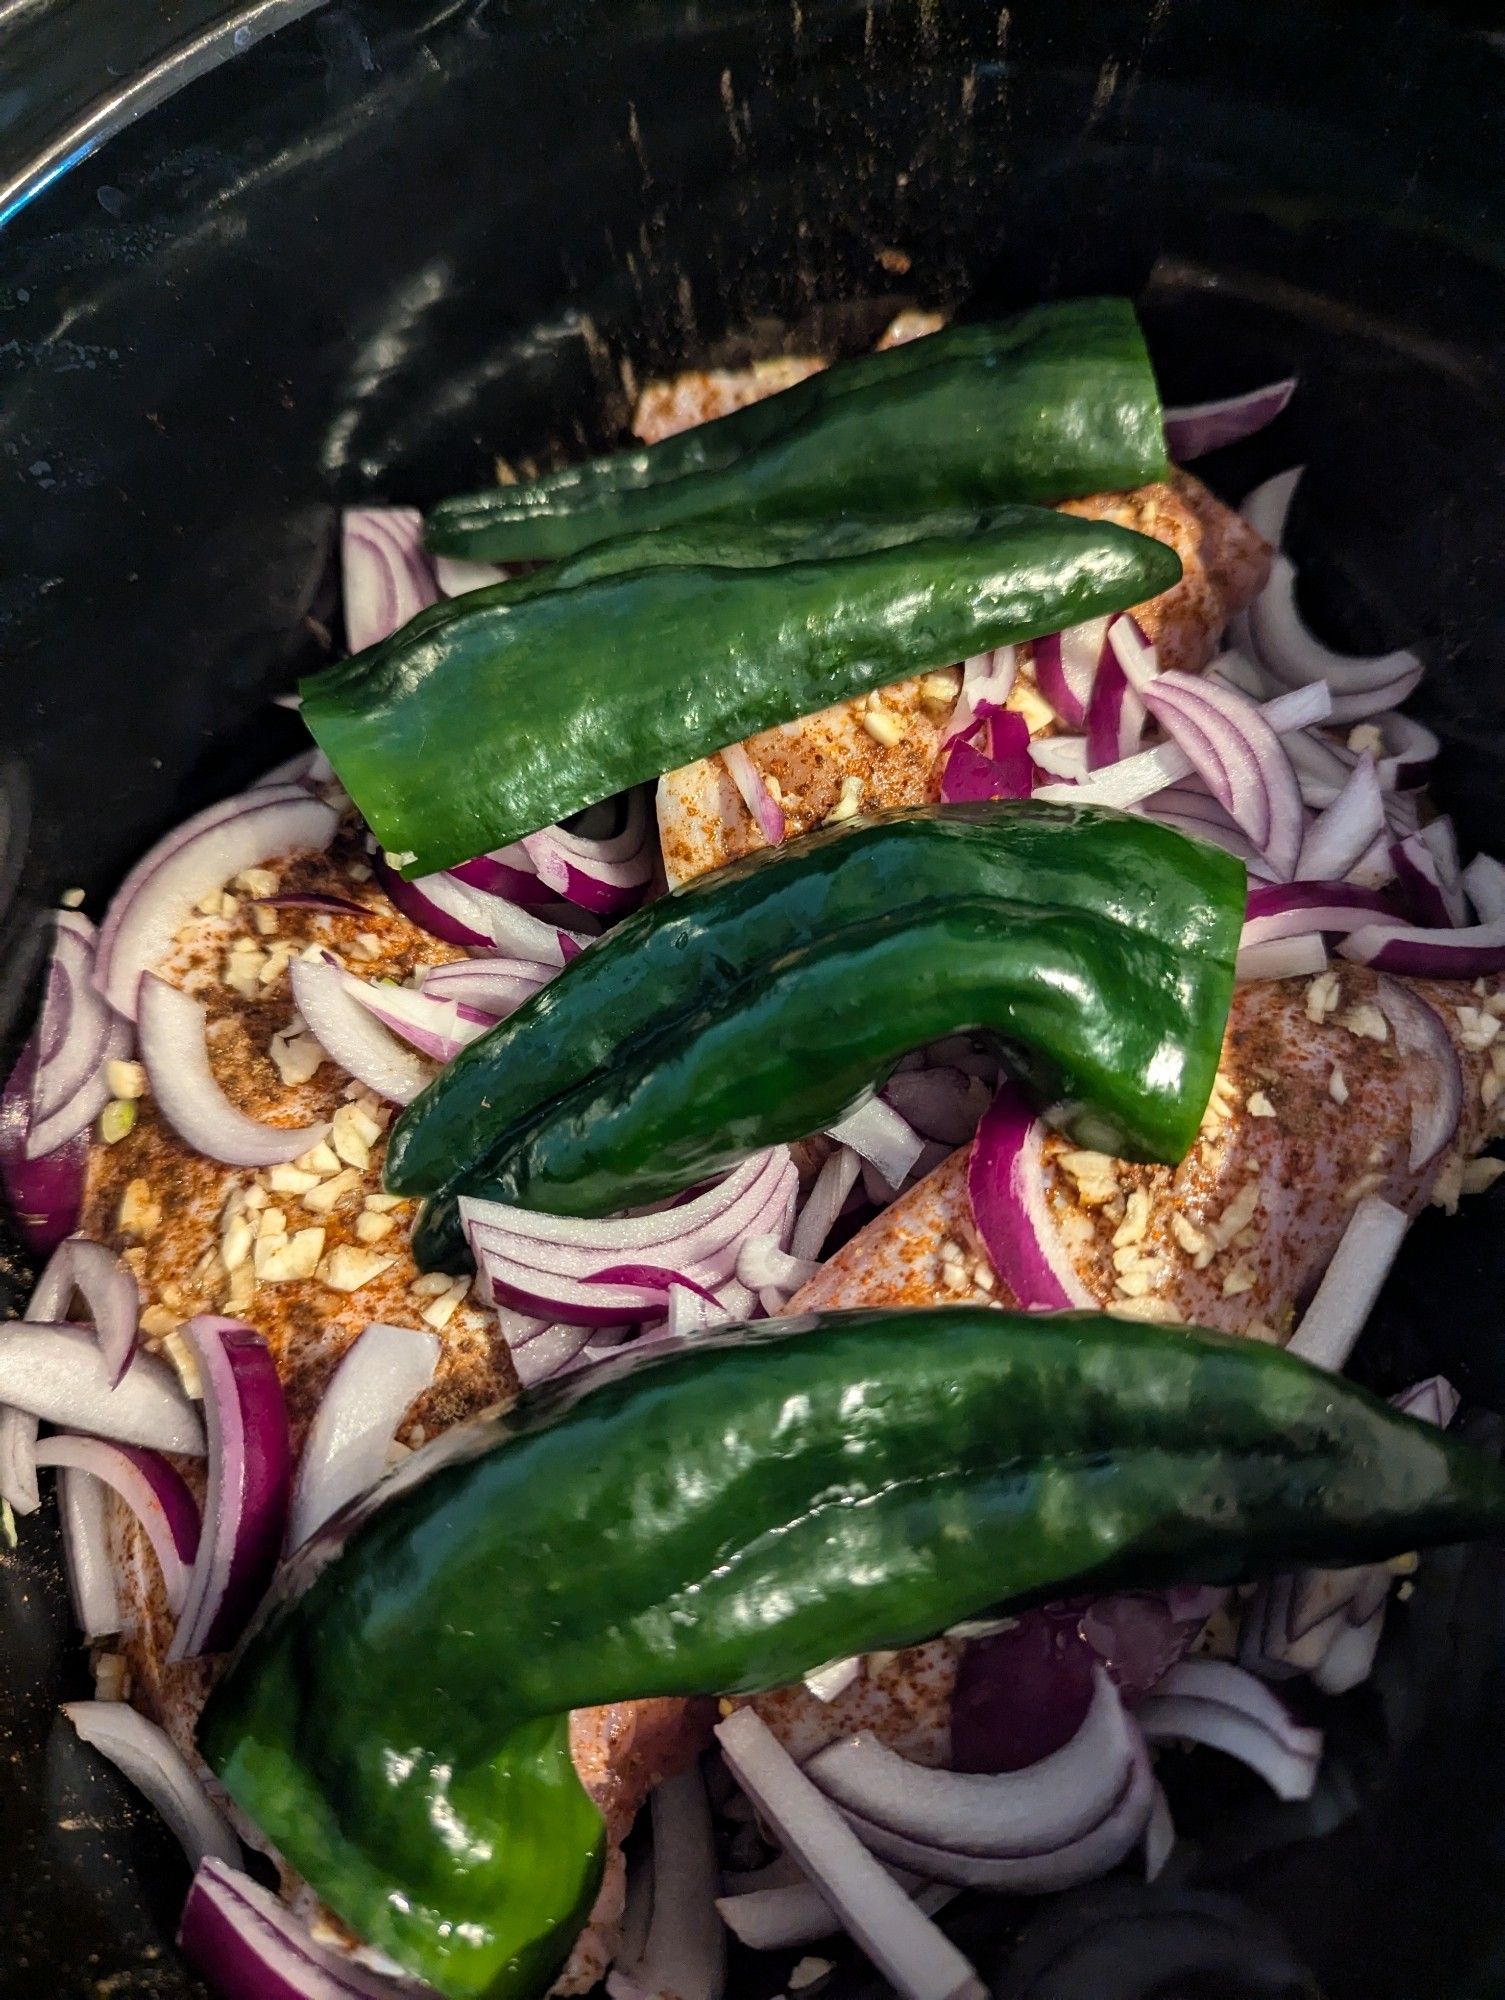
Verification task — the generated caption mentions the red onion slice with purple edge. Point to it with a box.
[1373,975,1464,1169]
[180,1856,419,2000]
[374,852,581,961]
[0,1324,203,1452]
[37,1437,199,1615]
[96,785,339,1021]
[0,1044,89,1252]
[940,711,1033,802]
[1295,755,1384,881]
[0,1403,39,1514]
[28,1234,140,1385]
[721,743,786,849]
[287,1322,439,1551]
[1138,671,1304,880]
[1339,910,1505,979]
[1163,378,1295,460]
[59,1466,123,1638]
[968,1085,1092,1311]
[341,507,438,654]
[290,951,433,1106]
[1135,1658,1321,1801]
[167,1317,291,1662]
[1463,853,1505,923]
[1031,620,1110,731]
[418,956,553,1018]
[139,975,330,1166]
[607,1764,724,2000]
[1285,1196,1410,1372]
[1085,617,1147,770]
[943,649,1017,749]
[826,1098,926,1188]
[65,1701,239,1869]
[347,980,493,1064]
[716,1708,987,2000]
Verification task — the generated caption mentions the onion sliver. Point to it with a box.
[716,1708,987,2000]
[168,1317,291,1662]
[510,1320,595,1388]
[0,1325,203,1452]
[1464,852,1505,923]
[1285,1196,1408,1372]
[375,853,581,961]
[30,913,114,1134]
[1143,1782,1175,1882]
[1296,756,1384,881]
[348,980,493,1064]
[968,1086,1091,1310]
[1234,935,1327,983]
[1035,681,1329,812]
[1136,1659,1321,1802]
[0,1056,88,1253]
[1393,821,1468,929]
[290,952,433,1106]
[1246,554,1424,722]
[790,1147,863,1264]
[96,786,338,1020]
[717,1877,955,1953]
[944,648,1017,749]
[1164,378,1295,461]
[614,1764,725,2000]
[63,1700,237,1868]
[1085,619,1146,769]
[28,1235,140,1385]
[1241,879,1395,945]
[36,1437,199,1615]
[1139,671,1303,879]
[1373,975,1463,1170]
[60,1467,122,1638]
[0,1404,39,1514]
[342,506,438,654]
[419,956,553,1017]
[180,1856,412,1999]
[287,1323,440,1551]
[140,975,330,1166]
[435,551,508,597]
[826,1099,925,1187]
[806,1667,1137,1860]
[1394,1373,1461,1428]
[1339,910,1505,979]
[723,743,786,849]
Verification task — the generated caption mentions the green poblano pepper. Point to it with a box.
[423,297,1168,561]
[201,1308,1505,2000]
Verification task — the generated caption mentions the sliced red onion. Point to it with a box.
[418,956,553,1017]
[1027,734,1090,781]
[1139,671,1304,880]
[717,1875,954,1953]
[168,1318,291,1662]
[342,506,438,654]
[1207,650,1278,702]
[290,951,433,1105]
[716,1708,987,2000]
[374,853,581,961]
[348,980,493,1064]
[517,791,657,916]
[809,1666,1137,1865]
[30,913,114,1133]
[666,1284,733,1337]
[180,1856,416,2000]
[1393,1373,1461,1428]
[612,1764,724,2000]
[1339,910,1505,979]
[1035,682,1330,812]
[1032,621,1109,731]
[60,1467,122,1638]
[722,743,786,849]
[1235,935,1328,982]
[1164,378,1295,460]
[0,1404,39,1514]
[736,1236,822,1296]
[0,1057,88,1252]
[1419,817,1468,924]
[1310,1608,1385,1695]
[36,1437,199,1615]
[1285,1196,1409,1372]
[790,1146,863,1264]
[64,1700,238,1867]
[287,1323,439,1551]
[434,551,507,598]
[1242,880,1396,944]
[1085,621,1146,770]
[1136,1659,1321,1802]
[510,1320,596,1388]
[803,1656,863,1702]
[1347,832,1397,891]
[944,648,1018,750]
[1142,784,1272,877]
[96,785,339,1020]
[26,1012,129,1162]
[941,710,1034,803]
[0,1325,203,1452]
[968,1086,1091,1311]
[1464,853,1505,923]
[28,1236,140,1385]
[462,1150,797,1327]
[826,1098,925,1187]
[139,974,329,1166]
[1296,757,1384,882]
[1374,976,1463,1171]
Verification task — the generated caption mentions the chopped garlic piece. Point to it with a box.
[161,1328,203,1397]
[1170,1211,1208,1258]
[220,1214,255,1273]
[138,1304,179,1340]
[1222,1262,1257,1297]
[823,774,865,825]
[267,1164,321,1195]
[254,1227,325,1282]
[1340,1003,1388,1042]
[301,1167,364,1213]
[1306,970,1342,1024]
[355,1209,397,1243]
[105,1059,147,1101]
[252,904,281,937]
[1111,1188,1152,1249]
[117,1178,161,1238]
[1456,1005,1502,1053]
[234,867,278,899]
[1057,1149,1122,1206]
[409,1271,457,1299]
[421,1279,469,1330]
[1329,1065,1349,1105]
[319,1245,395,1293]
[363,1191,405,1213]
[861,704,904,748]
[1461,1157,1505,1196]
[99,1099,137,1145]
[297,1139,341,1175]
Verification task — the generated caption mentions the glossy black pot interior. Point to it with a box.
[3,2,1505,1994]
